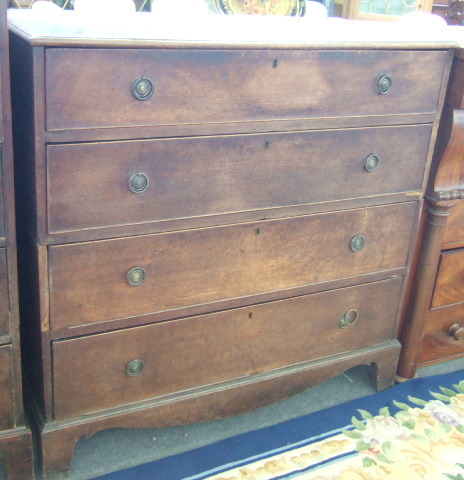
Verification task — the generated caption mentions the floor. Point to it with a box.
[8,357,462,480]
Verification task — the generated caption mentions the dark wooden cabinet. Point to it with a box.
[0,1,32,479]
[398,49,464,378]
[8,11,454,478]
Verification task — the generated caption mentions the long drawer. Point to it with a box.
[0,248,9,338]
[45,49,447,131]
[48,202,417,330]
[46,125,432,234]
[432,248,464,308]
[0,344,13,430]
[52,277,403,420]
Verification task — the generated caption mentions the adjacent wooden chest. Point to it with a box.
[8,12,454,477]
[0,1,32,478]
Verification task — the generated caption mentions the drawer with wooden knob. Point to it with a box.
[431,248,464,308]
[45,49,448,131]
[48,202,417,330]
[51,276,403,420]
[46,124,432,235]
[0,345,14,430]
[420,302,464,364]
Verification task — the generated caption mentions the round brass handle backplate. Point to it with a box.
[127,267,146,287]
[377,74,392,95]
[339,309,359,329]
[350,235,366,253]
[129,173,149,194]
[364,154,380,173]
[126,359,144,376]
[131,76,154,101]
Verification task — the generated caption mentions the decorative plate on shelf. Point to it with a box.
[208,0,306,16]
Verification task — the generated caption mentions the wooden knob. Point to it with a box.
[448,323,464,340]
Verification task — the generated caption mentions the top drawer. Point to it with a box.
[44,49,448,131]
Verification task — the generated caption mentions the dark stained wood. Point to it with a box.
[0,249,9,339]
[419,302,464,364]
[53,277,402,420]
[45,49,448,132]
[442,195,464,245]
[0,428,33,480]
[0,345,13,431]
[432,248,464,308]
[49,203,417,330]
[43,112,438,145]
[41,342,401,478]
[46,125,431,236]
[397,50,464,381]
[0,1,33,478]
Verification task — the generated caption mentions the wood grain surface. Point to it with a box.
[45,49,447,131]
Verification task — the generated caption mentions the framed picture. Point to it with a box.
[207,0,306,16]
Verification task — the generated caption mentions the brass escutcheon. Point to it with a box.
[126,359,144,376]
[131,76,154,100]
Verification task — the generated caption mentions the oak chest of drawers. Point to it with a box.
[8,11,455,478]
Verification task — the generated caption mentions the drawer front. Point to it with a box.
[432,249,464,308]
[442,199,464,246]
[420,303,464,364]
[45,49,447,131]
[0,248,9,338]
[48,202,417,330]
[0,345,14,430]
[52,277,403,420]
[47,125,431,234]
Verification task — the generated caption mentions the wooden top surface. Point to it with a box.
[7,9,459,49]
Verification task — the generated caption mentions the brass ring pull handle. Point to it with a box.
[126,359,144,376]
[128,173,149,194]
[127,267,146,287]
[364,154,380,173]
[377,73,393,95]
[339,309,359,329]
[377,74,392,95]
[131,76,154,100]
[448,323,464,341]
[350,235,366,252]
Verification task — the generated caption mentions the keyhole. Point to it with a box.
[265,141,270,149]
[249,312,253,319]
[273,59,279,69]
[256,228,260,235]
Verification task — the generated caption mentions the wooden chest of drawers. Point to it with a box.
[0,2,32,479]
[8,12,454,478]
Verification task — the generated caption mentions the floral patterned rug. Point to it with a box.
[96,369,464,480]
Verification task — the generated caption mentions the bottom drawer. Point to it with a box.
[53,277,403,420]
[0,345,14,430]
[419,303,464,364]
